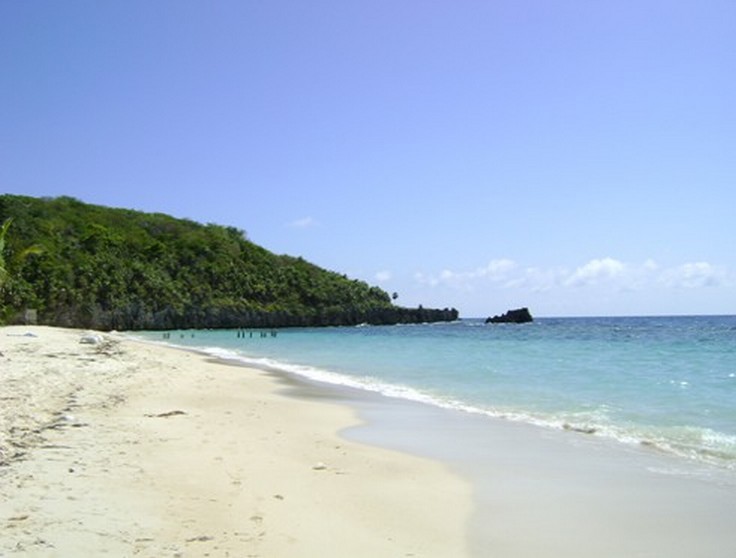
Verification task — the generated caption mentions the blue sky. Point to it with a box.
[2,1,734,317]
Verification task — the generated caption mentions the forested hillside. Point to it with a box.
[0,195,457,330]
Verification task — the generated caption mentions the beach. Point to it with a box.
[3,325,736,558]
[0,326,471,557]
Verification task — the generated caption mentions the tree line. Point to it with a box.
[0,195,457,330]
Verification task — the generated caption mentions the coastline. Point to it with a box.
[268,350,736,558]
[0,326,471,557]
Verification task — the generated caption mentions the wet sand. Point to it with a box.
[339,382,736,557]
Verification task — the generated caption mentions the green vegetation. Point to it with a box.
[0,195,457,330]
[0,218,11,290]
[0,217,43,320]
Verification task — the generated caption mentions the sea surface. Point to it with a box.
[138,315,736,472]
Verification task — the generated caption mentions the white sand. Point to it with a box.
[0,326,472,557]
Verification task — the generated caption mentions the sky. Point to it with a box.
[1,1,734,317]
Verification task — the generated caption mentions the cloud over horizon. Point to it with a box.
[564,258,626,287]
[414,257,733,295]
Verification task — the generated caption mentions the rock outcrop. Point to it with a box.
[485,307,533,324]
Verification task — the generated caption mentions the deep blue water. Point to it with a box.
[137,315,736,470]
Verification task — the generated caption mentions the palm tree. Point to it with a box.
[0,217,43,292]
[0,218,13,290]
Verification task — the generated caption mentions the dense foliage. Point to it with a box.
[0,195,457,330]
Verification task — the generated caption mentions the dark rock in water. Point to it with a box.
[563,423,597,435]
[485,307,533,324]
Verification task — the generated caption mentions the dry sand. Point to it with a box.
[0,326,472,557]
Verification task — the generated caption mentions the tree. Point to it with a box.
[0,218,14,290]
[0,218,43,312]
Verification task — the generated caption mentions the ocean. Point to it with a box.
[138,315,736,473]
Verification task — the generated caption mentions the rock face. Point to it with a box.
[485,307,533,324]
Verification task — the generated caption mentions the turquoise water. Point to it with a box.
[138,315,736,470]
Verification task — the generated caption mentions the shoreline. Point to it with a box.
[255,347,736,557]
[138,318,736,475]
[0,326,471,556]
[345,393,736,557]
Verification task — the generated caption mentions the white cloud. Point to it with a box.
[434,260,517,283]
[414,271,440,287]
[287,216,318,228]
[659,262,728,289]
[416,259,518,292]
[643,259,659,271]
[564,257,626,287]
[414,257,732,299]
[508,266,569,292]
[478,259,518,279]
[375,270,392,283]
